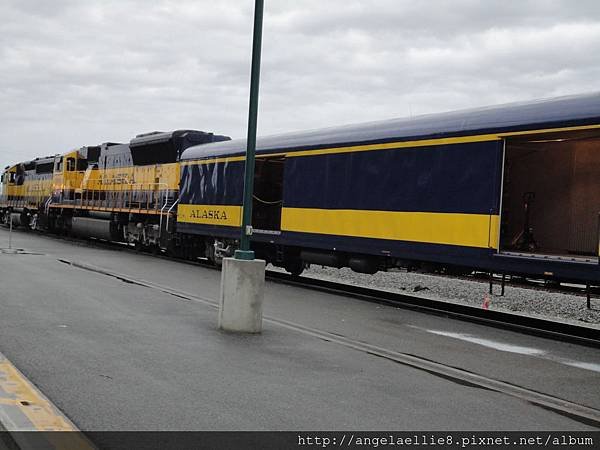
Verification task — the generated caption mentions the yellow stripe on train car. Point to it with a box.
[177,204,242,227]
[281,208,500,249]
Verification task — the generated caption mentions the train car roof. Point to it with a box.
[100,142,128,155]
[181,92,600,160]
[34,156,56,164]
[130,129,229,147]
[3,154,54,172]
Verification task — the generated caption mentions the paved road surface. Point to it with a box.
[0,228,598,431]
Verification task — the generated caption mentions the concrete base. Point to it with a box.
[218,257,265,333]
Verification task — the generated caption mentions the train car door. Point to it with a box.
[3,166,17,204]
[251,156,285,232]
[0,171,5,202]
[498,128,600,263]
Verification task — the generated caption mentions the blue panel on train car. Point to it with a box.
[283,140,501,214]
[179,161,244,205]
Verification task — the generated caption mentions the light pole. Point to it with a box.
[235,0,264,261]
[218,0,266,333]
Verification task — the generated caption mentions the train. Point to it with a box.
[2,92,600,286]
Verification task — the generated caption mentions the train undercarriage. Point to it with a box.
[2,198,600,292]
[1,203,400,276]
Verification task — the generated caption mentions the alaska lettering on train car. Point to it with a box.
[189,209,228,221]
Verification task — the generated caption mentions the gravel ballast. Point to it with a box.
[282,265,600,328]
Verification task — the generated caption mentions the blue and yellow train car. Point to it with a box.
[176,93,600,283]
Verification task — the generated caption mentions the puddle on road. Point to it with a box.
[0,248,44,255]
[563,361,600,372]
[425,329,545,355]
[411,326,600,374]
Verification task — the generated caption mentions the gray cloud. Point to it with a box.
[1,0,600,169]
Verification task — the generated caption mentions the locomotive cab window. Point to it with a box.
[86,146,101,164]
[130,141,177,165]
[35,162,54,174]
[66,157,76,171]
[500,129,600,261]
[77,159,88,171]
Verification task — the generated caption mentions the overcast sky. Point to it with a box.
[2,0,600,169]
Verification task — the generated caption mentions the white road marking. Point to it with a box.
[417,327,600,373]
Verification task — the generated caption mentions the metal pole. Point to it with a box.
[8,213,12,249]
[587,284,591,310]
[235,0,264,261]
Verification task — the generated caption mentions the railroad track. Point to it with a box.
[38,230,599,298]
[266,271,600,349]
[5,227,600,347]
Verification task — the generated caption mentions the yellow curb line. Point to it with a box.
[0,351,95,449]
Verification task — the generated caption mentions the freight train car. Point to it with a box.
[177,93,600,284]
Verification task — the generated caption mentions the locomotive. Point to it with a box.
[2,93,600,285]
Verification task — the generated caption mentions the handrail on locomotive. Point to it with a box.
[73,177,172,213]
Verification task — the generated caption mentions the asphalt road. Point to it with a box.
[0,228,599,431]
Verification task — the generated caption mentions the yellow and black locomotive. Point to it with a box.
[1,130,229,249]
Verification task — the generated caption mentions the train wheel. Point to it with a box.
[166,241,183,259]
[205,239,223,267]
[30,214,39,231]
[284,259,305,277]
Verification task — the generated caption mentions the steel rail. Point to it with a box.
[265,271,600,349]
